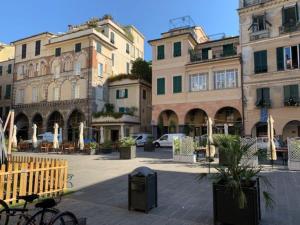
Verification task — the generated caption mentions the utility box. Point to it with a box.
[128,167,157,213]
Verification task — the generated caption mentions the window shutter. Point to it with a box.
[173,42,181,57]
[282,7,286,25]
[173,76,182,93]
[157,78,165,95]
[125,89,128,98]
[291,84,299,99]
[262,50,267,72]
[296,3,299,21]
[284,85,290,102]
[276,47,284,71]
[263,87,270,106]
[254,52,260,73]
[116,90,119,99]
[256,88,263,106]
[157,45,165,60]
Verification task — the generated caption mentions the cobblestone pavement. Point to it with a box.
[16,149,300,225]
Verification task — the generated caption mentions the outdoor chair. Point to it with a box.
[83,144,91,155]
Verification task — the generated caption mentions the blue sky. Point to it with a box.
[0,0,239,60]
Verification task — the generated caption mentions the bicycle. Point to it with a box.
[0,194,59,225]
[48,211,87,225]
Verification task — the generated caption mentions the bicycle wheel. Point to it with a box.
[48,211,79,225]
[0,200,9,225]
[24,208,58,225]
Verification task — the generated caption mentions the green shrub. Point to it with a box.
[120,137,135,147]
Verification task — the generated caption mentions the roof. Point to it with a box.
[148,32,197,45]
[197,35,240,46]
[11,32,54,44]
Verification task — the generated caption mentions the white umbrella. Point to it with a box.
[78,122,84,150]
[206,117,216,158]
[12,125,18,148]
[224,123,229,135]
[100,126,104,144]
[53,123,59,149]
[0,121,7,164]
[32,123,38,148]
[268,115,277,160]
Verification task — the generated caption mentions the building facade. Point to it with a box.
[12,16,144,141]
[0,43,14,122]
[149,25,243,138]
[239,0,300,140]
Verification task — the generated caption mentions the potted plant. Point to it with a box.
[100,140,113,154]
[89,142,98,155]
[119,137,136,159]
[144,136,155,152]
[200,135,274,225]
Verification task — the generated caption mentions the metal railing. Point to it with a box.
[243,0,272,7]
[279,22,300,34]
[190,49,237,63]
[250,29,270,41]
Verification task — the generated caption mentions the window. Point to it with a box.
[5,85,11,99]
[21,44,27,59]
[96,42,102,53]
[112,53,115,67]
[54,65,60,78]
[110,32,115,44]
[75,43,81,52]
[202,48,211,60]
[74,63,81,75]
[214,70,237,89]
[282,5,299,26]
[72,83,80,99]
[0,86,2,99]
[126,43,130,54]
[0,66,2,76]
[16,89,24,104]
[35,40,41,56]
[126,62,130,74]
[277,47,285,71]
[190,73,207,91]
[157,78,165,95]
[157,45,165,60]
[119,107,130,113]
[252,15,267,32]
[143,89,146,99]
[98,63,103,77]
[173,42,181,57]
[173,76,182,93]
[7,64,12,74]
[55,48,61,57]
[116,89,128,99]
[254,50,268,74]
[256,88,271,107]
[32,87,38,102]
[284,84,299,106]
[53,87,59,101]
[223,44,235,56]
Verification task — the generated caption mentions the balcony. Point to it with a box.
[190,49,237,63]
[279,22,300,34]
[250,29,270,41]
[243,0,272,8]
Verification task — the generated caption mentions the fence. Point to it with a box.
[0,156,68,204]
[288,138,300,170]
[173,136,196,163]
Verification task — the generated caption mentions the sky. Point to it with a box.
[0,0,239,60]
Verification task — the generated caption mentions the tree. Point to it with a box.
[131,58,152,83]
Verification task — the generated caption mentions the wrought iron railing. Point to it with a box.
[250,29,270,41]
[279,22,300,34]
[190,49,237,63]
[243,0,272,7]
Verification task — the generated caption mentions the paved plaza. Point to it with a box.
[18,149,300,225]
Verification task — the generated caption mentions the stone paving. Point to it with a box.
[17,149,300,225]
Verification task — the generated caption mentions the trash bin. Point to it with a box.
[128,166,157,213]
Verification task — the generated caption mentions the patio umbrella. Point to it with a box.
[0,121,7,164]
[206,117,216,158]
[268,115,277,161]
[100,126,104,144]
[53,123,59,149]
[12,125,18,149]
[224,123,229,135]
[32,123,38,148]
[79,122,84,151]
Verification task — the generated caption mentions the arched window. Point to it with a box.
[28,64,35,77]
[51,59,60,78]
[63,57,72,72]
[40,61,47,75]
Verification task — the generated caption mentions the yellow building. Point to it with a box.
[12,15,145,141]
[239,0,300,141]
[149,18,243,137]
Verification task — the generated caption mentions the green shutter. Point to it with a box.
[157,78,165,95]
[173,42,181,57]
[290,84,299,99]
[125,89,128,98]
[116,90,119,99]
[263,87,271,106]
[276,47,284,71]
[254,50,267,74]
[223,44,234,56]
[284,85,290,102]
[173,76,182,93]
[119,107,125,113]
[256,88,263,106]
[157,45,165,60]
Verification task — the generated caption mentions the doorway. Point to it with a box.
[111,130,119,142]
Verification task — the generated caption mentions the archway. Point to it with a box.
[15,113,29,141]
[157,110,178,136]
[47,111,64,132]
[67,110,85,141]
[32,113,43,135]
[184,108,207,137]
[282,120,300,141]
[214,107,242,135]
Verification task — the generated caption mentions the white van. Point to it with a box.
[153,133,185,148]
[131,133,153,146]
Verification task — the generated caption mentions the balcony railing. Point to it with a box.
[243,0,272,8]
[190,49,237,63]
[250,29,270,41]
[279,22,300,34]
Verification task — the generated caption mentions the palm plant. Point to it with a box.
[201,134,274,209]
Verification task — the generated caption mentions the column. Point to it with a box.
[100,126,104,144]
[120,125,125,139]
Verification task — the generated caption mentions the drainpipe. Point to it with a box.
[240,54,246,137]
[87,38,92,137]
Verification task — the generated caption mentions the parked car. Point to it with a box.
[131,133,153,146]
[153,133,185,148]
[256,136,280,150]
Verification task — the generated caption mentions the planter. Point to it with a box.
[119,146,136,159]
[173,154,196,163]
[219,149,230,166]
[100,148,113,154]
[144,143,155,152]
[213,179,261,225]
[90,149,96,155]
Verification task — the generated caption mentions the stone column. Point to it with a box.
[120,125,125,139]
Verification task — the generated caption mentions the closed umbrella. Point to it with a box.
[12,125,18,149]
[53,123,59,149]
[0,121,7,164]
[32,123,38,149]
[206,117,216,158]
[79,122,84,150]
[268,115,277,161]
[224,123,229,135]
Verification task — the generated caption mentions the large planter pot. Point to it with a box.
[100,148,113,154]
[144,143,155,152]
[213,179,261,225]
[218,149,230,166]
[173,154,196,163]
[119,146,136,159]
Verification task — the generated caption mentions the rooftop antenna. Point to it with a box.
[169,16,195,31]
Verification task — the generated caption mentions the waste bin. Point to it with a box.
[128,167,157,213]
